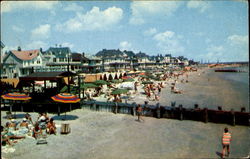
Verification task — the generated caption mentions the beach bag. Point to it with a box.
[61,124,71,134]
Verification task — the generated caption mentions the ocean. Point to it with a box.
[216,66,249,110]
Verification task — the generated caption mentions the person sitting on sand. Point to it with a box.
[37,113,47,129]
[46,118,56,135]
[32,122,42,139]
[9,119,18,131]
[19,118,29,134]
[25,113,33,125]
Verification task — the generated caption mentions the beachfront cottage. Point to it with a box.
[41,46,72,72]
[2,47,44,78]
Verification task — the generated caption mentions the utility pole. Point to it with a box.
[67,51,70,93]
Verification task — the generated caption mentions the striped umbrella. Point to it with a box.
[1,92,31,113]
[51,93,80,120]
[1,92,31,101]
[51,93,80,103]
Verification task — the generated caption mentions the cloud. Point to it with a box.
[26,41,47,50]
[227,34,248,46]
[119,41,132,51]
[31,24,51,40]
[64,3,84,12]
[56,6,123,32]
[130,1,181,25]
[153,30,184,55]
[143,28,157,36]
[12,25,24,33]
[200,45,224,61]
[187,1,211,13]
[1,1,58,13]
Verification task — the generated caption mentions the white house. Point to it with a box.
[2,47,44,78]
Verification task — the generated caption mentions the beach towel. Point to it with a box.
[1,146,15,153]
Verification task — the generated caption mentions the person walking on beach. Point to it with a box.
[137,104,144,122]
[221,127,232,158]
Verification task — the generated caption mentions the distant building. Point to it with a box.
[2,46,44,78]
[40,46,72,72]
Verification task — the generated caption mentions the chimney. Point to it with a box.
[17,46,21,51]
[59,44,62,48]
[82,52,85,57]
[40,48,42,53]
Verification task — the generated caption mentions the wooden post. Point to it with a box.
[179,104,183,121]
[231,109,235,126]
[203,108,208,123]
[58,104,60,116]
[115,102,118,114]
[92,102,96,111]
[156,103,161,119]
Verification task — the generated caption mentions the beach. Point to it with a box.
[1,66,250,159]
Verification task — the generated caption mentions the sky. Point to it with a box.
[1,0,249,62]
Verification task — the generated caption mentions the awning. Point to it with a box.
[0,78,19,88]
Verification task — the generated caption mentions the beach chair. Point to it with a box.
[60,123,71,134]
[36,129,47,145]
[6,111,14,119]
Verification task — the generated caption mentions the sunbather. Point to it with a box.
[19,118,29,134]
[1,126,13,146]
[3,123,25,140]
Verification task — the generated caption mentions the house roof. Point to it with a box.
[71,53,89,62]
[10,49,40,61]
[46,47,71,58]
[1,41,5,48]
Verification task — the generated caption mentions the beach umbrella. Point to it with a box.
[111,88,129,95]
[80,83,98,89]
[94,80,108,85]
[51,93,80,120]
[1,92,31,114]
[111,79,123,83]
[139,72,145,75]
[123,78,134,82]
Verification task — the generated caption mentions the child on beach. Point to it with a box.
[33,122,42,139]
[221,127,232,158]
[46,118,56,135]
[136,104,144,122]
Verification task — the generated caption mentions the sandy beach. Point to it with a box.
[1,67,249,159]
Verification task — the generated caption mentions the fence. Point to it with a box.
[81,100,250,126]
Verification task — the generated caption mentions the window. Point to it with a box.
[53,58,56,62]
